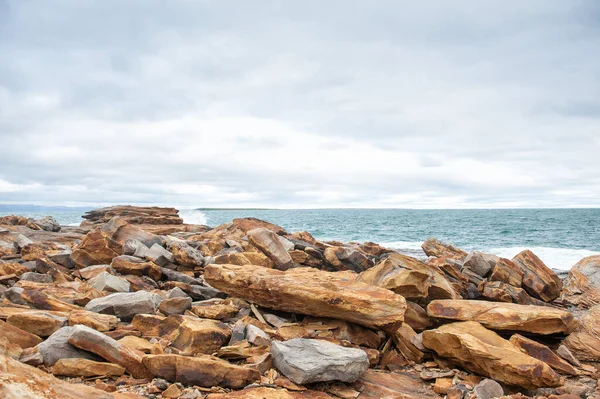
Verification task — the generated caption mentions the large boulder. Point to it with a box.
[204,263,407,331]
[271,338,369,384]
[248,228,295,270]
[561,255,600,308]
[37,326,100,366]
[512,250,562,302]
[324,246,373,272]
[85,291,163,321]
[88,271,130,293]
[421,238,467,260]
[462,251,498,278]
[422,321,562,389]
[564,304,600,361]
[427,300,576,335]
[489,258,524,287]
[81,205,183,226]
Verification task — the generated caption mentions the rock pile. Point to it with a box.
[0,206,598,399]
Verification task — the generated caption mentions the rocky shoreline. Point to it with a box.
[0,205,599,399]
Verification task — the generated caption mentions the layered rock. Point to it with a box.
[560,255,600,308]
[512,249,562,302]
[509,334,578,375]
[248,228,295,270]
[85,291,163,321]
[81,205,184,226]
[564,304,600,361]
[204,263,407,331]
[52,358,126,377]
[422,238,467,260]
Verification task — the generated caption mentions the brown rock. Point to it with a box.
[390,323,425,363]
[207,387,333,398]
[564,304,600,361]
[358,253,458,300]
[478,280,544,305]
[561,255,600,308]
[161,384,181,399]
[118,336,157,354]
[158,297,192,315]
[6,311,67,337]
[142,354,260,389]
[68,310,119,331]
[110,255,162,282]
[0,319,43,348]
[67,324,150,378]
[191,301,240,320]
[422,321,562,389]
[324,246,373,272]
[204,263,407,331]
[79,264,116,279]
[82,206,183,226]
[71,230,122,268]
[490,258,524,286]
[509,334,578,375]
[52,358,126,377]
[512,249,562,302]
[248,228,295,270]
[233,217,287,235]
[0,337,23,360]
[0,262,29,277]
[433,377,454,395]
[353,369,441,398]
[427,299,575,335]
[422,238,467,260]
[405,301,433,331]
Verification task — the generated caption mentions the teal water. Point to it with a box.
[2,207,599,270]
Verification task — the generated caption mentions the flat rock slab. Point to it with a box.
[204,263,406,331]
[6,311,67,337]
[271,338,369,384]
[427,299,576,335]
[85,291,162,321]
[422,321,561,389]
[353,369,442,399]
[37,326,101,367]
[0,319,42,348]
[52,358,125,378]
[509,334,578,375]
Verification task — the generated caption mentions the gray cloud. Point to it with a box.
[0,0,599,208]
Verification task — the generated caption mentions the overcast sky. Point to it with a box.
[1,1,599,209]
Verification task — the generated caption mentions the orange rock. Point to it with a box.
[489,258,524,286]
[0,319,42,348]
[352,369,441,398]
[561,255,600,308]
[6,311,66,337]
[422,238,467,260]
[509,334,578,375]
[52,358,125,377]
[512,250,562,302]
[564,304,600,362]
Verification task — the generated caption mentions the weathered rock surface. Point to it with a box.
[144,243,174,266]
[88,271,131,292]
[37,326,101,366]
[82,205,184,226]
[564,304,600,361]
[85,291,163,321]
[110,255,162,281]
[422,238,467,260]
[271,338,369,384]
[512,249,562,302]
[205,263,407,331]
[561,255,600,308]
[52,357,126,377]
[353,369,441,398]
[0,318,43,348]
[422,321,562,389]
[248,228,295,270]
[427,299,575,334]
[462,251,498,277]
[324,246,373,272]
[473,379,504,399]
[509,334,578,375]
[490,257,524,286]
[6,311,67,337]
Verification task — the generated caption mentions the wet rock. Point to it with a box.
[512,249,562,302]
[463,251,498,278]
[0,319,43,348]
[205,263,407,331]
[6,311,67,337]
[37,326,100,366]
[489,258,524,286]
[564,304,600,361]
[85,291,163,321]
[248,228,295,270]
[88,271,130,292]
[144,243,175,266]
[473,379,503,399]
[142,354,260,389]
[509,334,578,375]
[422,238,467,260]
[561,255,600,308]
[271,338,369,384]
[427,299,575,335]
[52,358,126,377]
[422,321,561,389]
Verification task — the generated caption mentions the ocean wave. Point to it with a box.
[378,241,425,251]
[485,246,599,271]
[179,209,208,226]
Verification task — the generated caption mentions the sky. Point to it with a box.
[0,1,599,209]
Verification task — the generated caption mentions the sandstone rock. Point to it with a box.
[37,326,100,366]
[207,387,333,398]
[52,358,126,377]
[427,299,575,334]
[463,251,498,277]
[509,334,578,375]
[353,369,441,398]
[204,263,407,331]
[82,205,183,226]
[34,216,61,232]
[233,217,287,235]
[490,258,524,286]
[20,271,53,283]
[556,344,581,367]
[271,338,369,384]
[168,240,204,268]
[358,253,458,300]
[6,311,67,337]
[248,228,295,270]
[564,304,600,361]
[473,379,503,399]
[478,281,542,305]
[405,301,433,331]
[71,229,122,268]
[422,321,562,389]
[79,264,115,279]
[0,319,42,348]
[67,324,150,378]
[512,250,562,302]
[110,255,162,282]
[144,243,175,266]
[561,255,600,308]
[142,354,260,389]
[85,291,163,321]
[88,271,130,292]
[390,323,425,363]
[324,246,373,272]
[433,377,453,395]
[158,296,192,315]
[422,238,467,260]
[68,310,119,331]
[0,261,29,277]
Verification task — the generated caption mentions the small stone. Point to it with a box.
[162,384,182,398]
[37,326,100,366]
[246,325,270,346]
[447,384,469,399]
[557,344,581,367]
[433,377,454,395]
[473,379,504,399]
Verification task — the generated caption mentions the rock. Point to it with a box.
[561,255,600,308]
[512,250,562,302]
[71,229,122,268]
[168,240,204,268]
[390,323,425,363]
[85,291,163,321]
[463,251,498,277]
[82,205,183,226]
[447,384,469,399]
[79,264,115,279]
[404,302,433,331]
[167,287,190,299]
[37,326,100,366]
[52,358,125,377]
[422,321,561,389]
[68,310,119,331]
[0,319,43,348]
[142,354,260,389]
[324,246,373,272]
[232,217,287,235]
[509,334,578,375]
[433,377,453,395]
[427,299,575,335]
[271,338,369,384]
[564,304,600,361]
[207,387,331,398]
[358,253,458,300]
[0,261,29,277]
[14,233,34,249]
[158,296,192,315]
[246,324,270,346]
[556,344,581,367]
[248,228,295,270]
[144,243,175,266]
[473,379,504,399]
[489,258,524,286]
[67,324,150,378]
[19,271,53,283]
[353,369,441,399]
[88,271,130,293]
[34,216,61,232]
[478,281,542,305]
[6,311,67,337]
[422,238,467,260]
[122,239,143,256]
[110,255,162,282]
[204,263,407,331]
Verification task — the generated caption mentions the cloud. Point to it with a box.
[0,0,599,208]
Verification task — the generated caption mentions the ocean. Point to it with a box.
[2,207,599,270]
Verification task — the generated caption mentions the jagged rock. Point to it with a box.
[207,387,333,398]
[158,297,192,315]
[427,299,575,334]
[6,311,67,337]
[82,205,183,226]
[144,243,175,266]
[68,310,119,331]
[0,261,29,277]
[561,255,600,308]
[79,264,115,279]
[248,228,295,270]
[478,280,543,305]
[271,338,369,384]
[463,251,498,277]
[473,379,504,399]
[88,271,130,292]
[14,233,34,249]
[564,304,600,361]
[19,271,53,283]
[37,326,100,366]
[85,291,163,321]
[232,217,287,235]
[422,321,562,389]
[67,324,150,378]
[390,323,424,363]
[490,258,524,286]
[110,255,163,281]
[168,240,204,268]
[556,345,581,367]
[422,238,467,260]
[404,301,433,331]
[358,253,458,300]
[204,263,407,331]
[509,334,578,375]
[0,319,43,348]
[324,246,373,272]
[353,369,441,398]
[142,354,260,389]
[52,358,126,377]
[512,250,562,302]
[34,216,61,232]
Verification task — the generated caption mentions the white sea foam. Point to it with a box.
[179,209,208,226]
[486,246,600,271]
[378,241,425,251]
